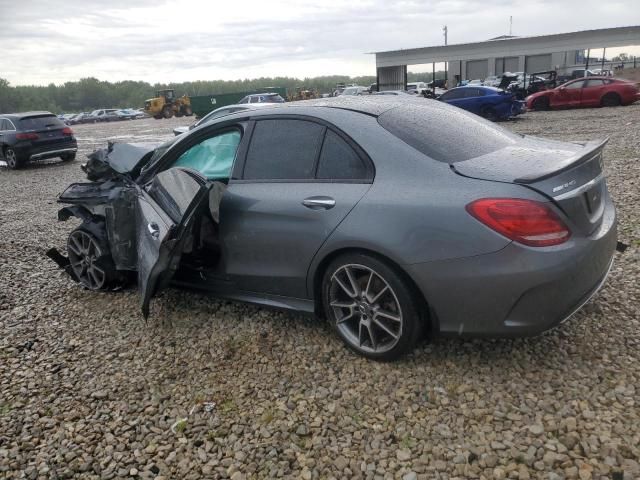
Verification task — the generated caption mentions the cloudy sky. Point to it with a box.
[1,0,639,85]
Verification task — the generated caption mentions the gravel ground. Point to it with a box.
[0,106,638,480]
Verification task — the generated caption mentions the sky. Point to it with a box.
[1,0,639,86]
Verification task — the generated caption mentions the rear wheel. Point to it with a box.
[322,252,423,361]
[182,106,193,116]
[532,96,550,111]
[162,106,173,119]
[4,147,24,170]
[601,92,621,107]
[480,106,498,121]
[66,222,125,291]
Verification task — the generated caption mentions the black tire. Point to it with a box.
[66,221,127,291]
[153,114,163,120]
[61,152,76,162]
[480,106,498,121]
[162,106,173,119]
[183,106,193,116]
[4,147,24,170]
[322,252,423,361]
[601,92,621,107]
[532,96,550,111]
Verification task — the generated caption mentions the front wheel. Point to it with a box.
[66,222,126,291]
[162,106,173,119]
[322,253,423,361]
[532,96,550,111]
[4,147,24,169]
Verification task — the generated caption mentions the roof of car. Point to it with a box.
[254,96,424,117]
[0,111,55,119]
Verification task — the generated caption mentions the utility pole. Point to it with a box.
[443,25,448,88]
[509,16,512,36]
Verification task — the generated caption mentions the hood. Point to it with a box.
[83,142,158,181]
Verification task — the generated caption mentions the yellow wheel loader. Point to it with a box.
[144,89,193,119]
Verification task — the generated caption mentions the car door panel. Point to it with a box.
[581,80,605,107]
[136,168,211,318]
[554,81,583,107]
[219,182,370,298]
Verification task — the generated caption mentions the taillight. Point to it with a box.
[62,127,74,136]
[16,132,39,140]
[466,198,571,247]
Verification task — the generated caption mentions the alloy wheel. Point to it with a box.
[5,149,17,169]
[329,264,403,354]
[67,230,107,290]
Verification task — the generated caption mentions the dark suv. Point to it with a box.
[0,112,78,169]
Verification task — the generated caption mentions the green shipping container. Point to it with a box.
[190,87,288,118]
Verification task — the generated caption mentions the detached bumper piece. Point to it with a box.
[45,248,79,283]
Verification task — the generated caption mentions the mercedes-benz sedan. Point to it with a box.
[48,97,617,360]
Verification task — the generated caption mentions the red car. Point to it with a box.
[526,77,640,110]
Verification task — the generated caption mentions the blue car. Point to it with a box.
[438,86,525,120]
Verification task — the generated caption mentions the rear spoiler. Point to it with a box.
[515,138,608,184]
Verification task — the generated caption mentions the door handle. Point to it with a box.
[302,196,336,210]
[147,222,160,238]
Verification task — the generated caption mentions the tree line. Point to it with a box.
[0,72,442,114]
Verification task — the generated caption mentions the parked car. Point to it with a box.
[237,93,285,104]
[406,82,429,94]
[0,112,77,169]
[526,77,640,110]
[48,97,616,360]
[467,79,484,86]
[340,86,368,96]
[483,75,501,87]
[372,90,413,96]
[173,103,276,136]
[116,108,144,120]
[67,112,95,125]
[438,86,525,120]
[90,109,120,122]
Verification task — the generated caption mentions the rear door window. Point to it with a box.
[584,79,604,87]
[172,130,241,180]
[316,130,368,180]
[243,119,324,180]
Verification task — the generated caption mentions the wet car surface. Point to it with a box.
[46,97,616,360]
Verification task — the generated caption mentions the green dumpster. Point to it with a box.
[190,87,288,118]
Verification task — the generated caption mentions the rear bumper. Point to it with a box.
[406,200,617,337]
[15,140,78,162]
[30,147,77,161]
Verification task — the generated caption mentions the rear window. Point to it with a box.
[19,115,64,130]
[378,102,519,163]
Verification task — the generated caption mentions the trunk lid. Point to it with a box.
[452,136,609,236]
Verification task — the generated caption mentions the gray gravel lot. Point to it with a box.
[0,106,638,480]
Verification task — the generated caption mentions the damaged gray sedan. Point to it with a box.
[49,97,617,360]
